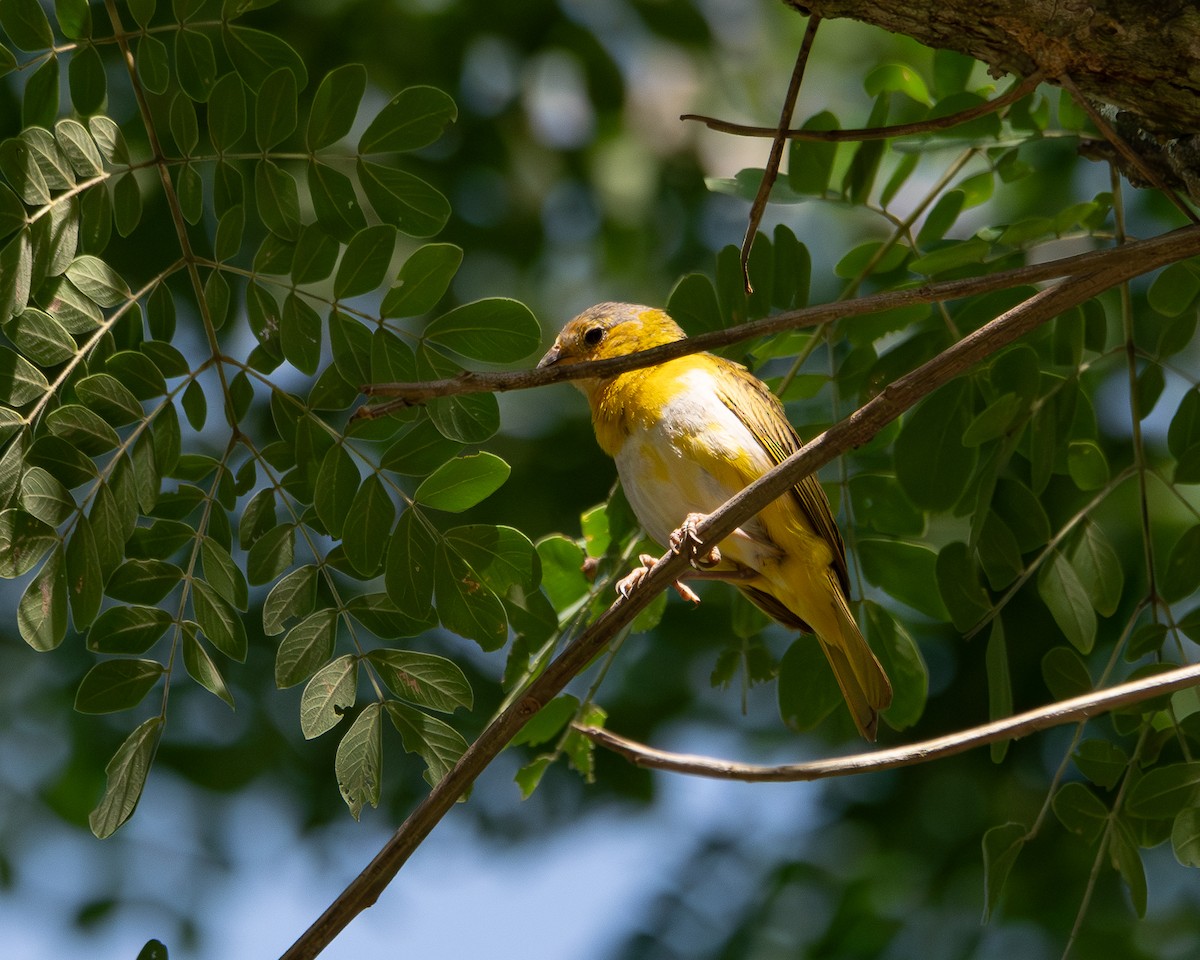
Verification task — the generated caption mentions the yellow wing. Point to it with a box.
[708,357,850,594]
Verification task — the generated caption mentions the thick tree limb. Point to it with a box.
[283,222,1200,960]
[577,662,1200,781]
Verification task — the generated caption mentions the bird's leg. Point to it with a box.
[670,513,722,569]
[616,554,702,603]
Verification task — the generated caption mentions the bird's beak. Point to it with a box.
[537,342,561,369]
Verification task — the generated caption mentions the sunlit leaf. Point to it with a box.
[300,653,357,739]
[336,702,382,820]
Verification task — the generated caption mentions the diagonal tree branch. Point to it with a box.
[281,222,1200,960]
[576,662,1200,781]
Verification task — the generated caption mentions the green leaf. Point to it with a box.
[275,606,337,688]
[341,474,395,576]
[75,658,163,714]
[88,716,162,838]
[435,542,508,650]
[67,254,130,309]
[1,0,53,49]
[6,307,76,366]
[255,160,300,239]
[380,418,464,476]
[1074,739,1129,790]
[864,62,931,104]
[384,699,467,786]
[105,559,182,604]
[54,118,102,176]
[1162,525,1200,604]
[19,467,73,527]
[0,507,56,577]
[223,23,306,91]
[357,159,451,238]
[314,443,360,538]
[192,578,248,661]
[346,592,436,639]
[381,243,462,318]
[291,223,338,284]
[209,72,246,150]
[201,537,248,610]
[1067,440,1109,490]
[307,63,366,150]
[423,298,540,364]
[414,452,510,512]
[1037,551,1096,653]
[864,600,927,730]
[278,293,322,376]
[169,91,199,155]
[182,624,234,708]
[246,522,294,586]
[65,515,102,627]
[908,237,990,276]
[0,346,49,405]
[1110,820,1147,918]
[112,171,143,237]
[308,160,366,241]
[961,393,1020,446]
[18,544,67,650]
[335,224,396,299]
[385,507,436,616]
[367,648,472,712]
[1052,781,1108,843]
[788,110,838,196]
[894,379,976,510]
[46,404,120,455]
[1041,645,1092,701]
[1168,388,1200,459]
[1148,261,1200,317]
[993,477,1050,551]
[444,524,539,593]
[137,33,169,95]
[359,85,457,153]
[22,56,58,128]
[1127,762,1200,819]
[777,634,841,732]
[263,563,317,636]
[936,541,990,631]
[1171,808,1200,867]
[336,702,382,820]
[105,351,167,399]
[916,190,964,246]
[76,373,142,426]
[1071,521,1123,617]
[256,67,298,150]
[86,605,172,655]
[175,26,217,101]
[300,653,357,739]
[981,822,1027,921]
[858,538,949,620]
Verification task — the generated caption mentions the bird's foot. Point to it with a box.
[616,553,702,604]
[670,513,721,569]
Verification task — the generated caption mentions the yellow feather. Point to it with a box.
[539,302,893,740]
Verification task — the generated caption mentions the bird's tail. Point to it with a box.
[816,574,892,741]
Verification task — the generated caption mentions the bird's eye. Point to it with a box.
[583,326,605,346]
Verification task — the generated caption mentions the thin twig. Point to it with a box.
[740,16,820,293]
[281,221,1200,960]
[358,224,1200,413]
[577,662,1200,782]
[682,72,1044,143]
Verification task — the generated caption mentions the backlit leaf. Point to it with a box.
[88,716,162,838]
[366,648,471,712]
[336,702,382,820]
[414,452,510,512]
[300,653,357,739]
[275,606,336,688]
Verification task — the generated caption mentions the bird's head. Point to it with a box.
[537,303,685,375]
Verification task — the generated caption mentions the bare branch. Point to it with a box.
[358,224,1200,411]
[578,663,1200,781]
[683,71,1043,142]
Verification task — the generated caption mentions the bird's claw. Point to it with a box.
[616,553,702,605]
[670,513,721,569]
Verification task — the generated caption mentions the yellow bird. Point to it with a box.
[538,302,892,740]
